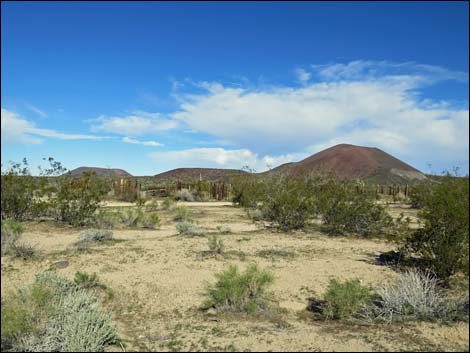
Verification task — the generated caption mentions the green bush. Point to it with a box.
[173,206,193,222]
[51,172,109,227]
[79,229,114,243]
[409,183,434,209]
[231,174,265,208]
[176,222,205,236]
[1,271,116,352]
[259,176,316,231]
[118,207,160,229]
[402,175,469,279]
[1,159,51,221]
[74,271,107,290]
[318,179,393,237]
[208,235,225,255]
[204,264,274,314]
[1,220,24,256]
[322,279,372,320]
[93,209,122,229]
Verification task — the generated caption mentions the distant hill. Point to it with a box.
[264,144,427,184]
[154,168,247,181]
[67,167,132,177]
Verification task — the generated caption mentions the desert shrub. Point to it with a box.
[216,225,232,234]
[208,235,225,255]
[364,269,468,323]
[118,208,160,229]
[258,176,316,231]
[231,174,265,208]
[1,271,116,352]
[51,172,110,227]
[204,264,274,314]
[318,179,393,237]
[10,242,38,260]
[141,212,160,229]
[409,183,434,209]
[161,198,175,210]
[1,220,24,256]
[322,279,372,320]
[93,209,122,229]
[74,271,107,290]
[79,229,113,243]
[173,206,193,222]
[174,189,195,202]
[402,175,469,279]
[0,159,52,221]
[119,207,142,227]
[176,222,205,236]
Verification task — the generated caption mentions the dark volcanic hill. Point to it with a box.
[67,167,132,177]
[265,144,427,184]
[154,168,247,181]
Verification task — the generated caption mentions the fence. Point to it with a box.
[114,177,414,201]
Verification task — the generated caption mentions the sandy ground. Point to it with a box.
[1,202,468,352]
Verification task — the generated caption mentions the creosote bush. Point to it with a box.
[401,174,469,279]
[259,176,316,231]
[317,179,393,237]
[1,271,116,352]
[322,279,372,320]
[176,222,205,236]
[204,264,274,314]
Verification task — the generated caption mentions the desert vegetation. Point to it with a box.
[1,158,468,351]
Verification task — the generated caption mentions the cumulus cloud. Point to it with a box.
[149,147,308,173]
[90,111,178,136]
[170,61,468,169]
[1,108,107,144]
[122,136,163,147]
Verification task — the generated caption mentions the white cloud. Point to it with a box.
[24,103,46,117]
[122,137,163,147]
[149,148,307,173]
[311,60,468,83]
[90,111,178,136]
[295,68,311,84]
[1,108,107,144]
[170,61,468,169]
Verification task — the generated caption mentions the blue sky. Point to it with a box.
[2,1,469,175]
